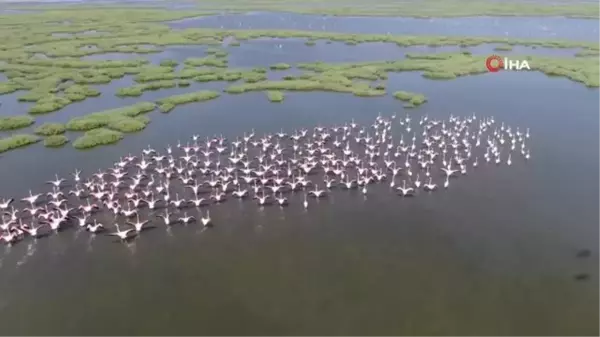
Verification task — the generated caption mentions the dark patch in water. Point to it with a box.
[576,249,591,258]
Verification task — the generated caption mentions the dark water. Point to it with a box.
[167,12,599,41]
[0,35,598,336]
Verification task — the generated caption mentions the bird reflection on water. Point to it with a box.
[0,112,531,266]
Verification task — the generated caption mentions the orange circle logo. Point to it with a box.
[486,55,504,72]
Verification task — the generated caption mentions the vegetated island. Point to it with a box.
[393,91,427,108]
[267,90,284,102]
[44,134,69,147]
[0,7,598,152]
[0,134,41,153]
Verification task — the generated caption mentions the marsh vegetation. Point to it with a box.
[0,115,35,131]
[72,128,124,149]
[157,90,220,112]
[44,134,69,147]
[0,134,40,153]
[267,90,284,102]
[34,122,66,136]
[0,6,597,154]
[393,90,427,107]
[65,102,155,131]
[270,63,292,70]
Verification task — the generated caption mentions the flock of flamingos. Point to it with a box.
[0,113,531,246]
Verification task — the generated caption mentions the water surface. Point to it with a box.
[167,12,599,41]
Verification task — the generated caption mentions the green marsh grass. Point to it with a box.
[72,128,124,149]
[393,90,427,106]
[267,90,284,102]
[66,101,155,131]
[157,91,220,113]
[0,134,40,153]
[28,95,71,114]
[34,122,66,136]
[0,6,596,145]
[205,48,229,58]
[0,115,35,131]
[183,56,228,68]
[64,84,101,101]
[116,80,178,97]
[0,7,596,114]
[270,63,291,70]
[159,59,179,67]
[575,50,600,57]
[44,134,69,147]
[192,69,267,83]
[106,116,149,132]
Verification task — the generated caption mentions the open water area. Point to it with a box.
[0,9,597,335]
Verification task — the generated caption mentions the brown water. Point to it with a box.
[0,39,598,335]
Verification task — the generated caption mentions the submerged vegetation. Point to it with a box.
[0,134,40,153]
[0,115,35,131]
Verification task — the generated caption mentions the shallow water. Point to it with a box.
[167,12,600,41]
[0,27,599,336]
